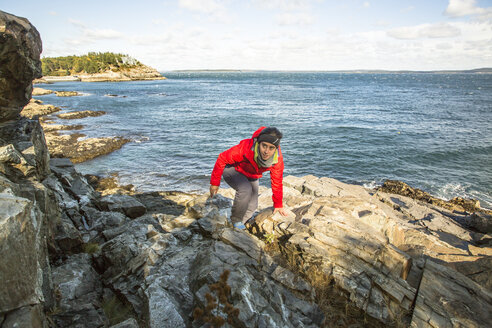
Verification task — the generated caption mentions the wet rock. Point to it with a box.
[85,173,135,196]
[379,179,488,214]
[57,110,105,119]
[0,10,42,122]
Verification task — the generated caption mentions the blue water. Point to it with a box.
[36,72,492,208]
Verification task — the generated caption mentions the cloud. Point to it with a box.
[401,6,415,13]
[275,12,314,25]
[363,2,370,8]
[374,20,390,27]
[253,0,313,12]
[66,19,123,45]
[48,11,57,16]
[444,0,492,18]
[436,42,453,50]
[423,23,462,38]
[83,29,123,39]
[387,23,461,40]
[178,0,231,23]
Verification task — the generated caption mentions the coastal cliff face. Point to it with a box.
[0,10,57,326]
[0,11,42,121]
[1,9,491,328]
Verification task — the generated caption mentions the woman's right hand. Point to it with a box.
[209,185,219,197]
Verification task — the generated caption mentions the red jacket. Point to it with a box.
[210,127,284,208]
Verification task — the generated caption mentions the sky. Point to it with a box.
[2,0,492,71]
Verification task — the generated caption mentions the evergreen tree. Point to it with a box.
[41,52,141,76]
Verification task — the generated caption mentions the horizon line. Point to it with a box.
[162,67,492,74]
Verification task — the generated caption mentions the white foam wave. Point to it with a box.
[362,180,381,190]
[133,136,150,143]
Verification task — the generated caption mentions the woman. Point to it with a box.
[210,126,288,229]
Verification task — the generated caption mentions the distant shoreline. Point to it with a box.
[165,67,492,74]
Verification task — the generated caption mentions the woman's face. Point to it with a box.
[259,141,276,160]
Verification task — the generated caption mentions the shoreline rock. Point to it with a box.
[55,90,80,97]
[57,110,106,120]
[379,179,489,214]
[32,87,53,95]
[40,123,84,133]
[20,98,60,118]
[45,132,130,163]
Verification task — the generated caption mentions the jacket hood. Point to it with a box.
[252,126,267,139]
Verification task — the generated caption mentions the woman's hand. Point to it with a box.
[273,207,288,216]
[209,185,219,197]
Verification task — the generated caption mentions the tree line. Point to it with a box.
[41,52,142,76]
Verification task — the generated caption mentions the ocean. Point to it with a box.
[36,72,492,209]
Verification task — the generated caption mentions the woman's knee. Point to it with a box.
[235,183,253,198]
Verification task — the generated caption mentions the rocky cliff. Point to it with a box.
[1,10,491,328]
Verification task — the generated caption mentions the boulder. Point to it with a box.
[0,117,50,180]
[100,194,146,218]
[54,213,83,253]
[0,10,42,122]
[0,194,44,313]
[51,253,105,327]
[469,212,492,234]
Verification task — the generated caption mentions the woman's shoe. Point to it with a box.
[233,222,246,230]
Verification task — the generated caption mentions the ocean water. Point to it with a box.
[36,72,492,208]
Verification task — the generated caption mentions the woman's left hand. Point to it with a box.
[273,207,288,216]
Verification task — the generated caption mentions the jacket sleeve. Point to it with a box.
[210,142,246,186]
[270,156,284,208]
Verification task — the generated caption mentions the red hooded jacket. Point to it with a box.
[210,127,284,208]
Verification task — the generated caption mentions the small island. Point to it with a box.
[36,52,165,82]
